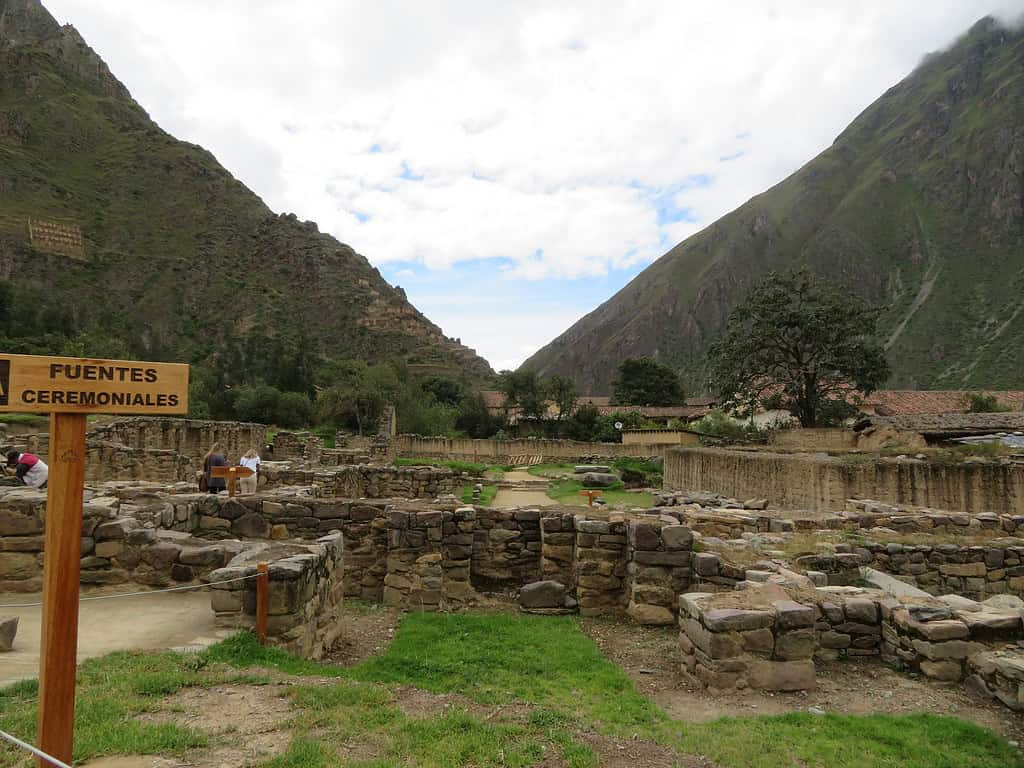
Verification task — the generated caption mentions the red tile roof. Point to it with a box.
[862,390,1024,416]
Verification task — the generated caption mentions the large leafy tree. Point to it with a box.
[547,375,578,422]
[316,360,400,434]
[498,368,548,420]
[707,267,890,427]
[611,357,684,406]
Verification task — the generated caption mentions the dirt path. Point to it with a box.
[0,590,231,687]
[492,488,558,507]
[581,616,1024,742]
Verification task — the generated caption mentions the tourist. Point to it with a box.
[239,448,261,494]
[203,442,228,494]
[5,451,48,489]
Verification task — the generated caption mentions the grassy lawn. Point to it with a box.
[460,483,498,505]
[526,464,655,507]
[1,614,1019,768]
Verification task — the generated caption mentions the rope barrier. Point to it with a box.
[0,729,74,768]
[0,574,256,609]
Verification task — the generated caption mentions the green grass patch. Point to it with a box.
[460,484,498,505]
[664,710,1020,768]
[526,463,574,478]
[2,617,1020,768]
[545,477,654,508]
[0,649,274,764]
[350,612,663,732]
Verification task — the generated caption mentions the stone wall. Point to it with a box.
[0,487,243,593]
[767,428,858,451]
[664,447,1024,515]
[622,430,700,447]
[272,431,323,463]
[679,588,1023,696]
[90,417,266,463]
[654,492,1024,539]
[390,435,662,462]
[208,532,344,659]
[261,464,467,499]
[797,543,1024,600]
[83,441,193,482]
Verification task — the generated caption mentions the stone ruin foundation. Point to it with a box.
[1,457,1024,715]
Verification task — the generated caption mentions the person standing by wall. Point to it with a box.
[5,450,48,489]
[239,447,261,494]
[203,442,228,494]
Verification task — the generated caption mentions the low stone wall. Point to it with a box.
[272,431,323,463]
[391,435,661,463]
[209,532,344,659]
[383,508,475,610]
[261,464,467,499]
[0,487,241,592]
[83,441,193,482]
[797,543,1024,600]
[0,436,193,483]
[768,428,858,451]
[679,588,1023,698]
[655,492,1024,540]
[664,446,1024,515]
[90,417,266,463]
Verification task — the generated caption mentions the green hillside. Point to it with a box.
[524,17,1024,394]
[0,0,493,413]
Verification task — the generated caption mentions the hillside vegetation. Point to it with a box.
[524,17,1024,394]
[0,0,493,416]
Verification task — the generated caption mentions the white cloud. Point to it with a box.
[40,0,1024,369]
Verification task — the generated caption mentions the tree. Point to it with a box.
[455,393,503,438]
[611,357,684,406]
[547,375,578,422]
[316,361,399,434]
[706,266,890,427]
[498,368,547,421]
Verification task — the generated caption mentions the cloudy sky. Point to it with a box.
[44,0,1024,371]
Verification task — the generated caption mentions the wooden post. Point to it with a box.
[256,562,269,645]
[37,413,87,767]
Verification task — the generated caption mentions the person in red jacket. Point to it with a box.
[6,451,48,489]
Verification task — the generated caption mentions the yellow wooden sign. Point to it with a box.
[0,353,188,414]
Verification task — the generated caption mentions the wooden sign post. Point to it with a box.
[209,465,254,497]
[0,353,188,767]
[578,489,604,507]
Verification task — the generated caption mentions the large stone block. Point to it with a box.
[843,598,879,625]
[628,602,675,625]
[0,552,37,580]
[661,525,693,550]
[633,550,690,567]
[702,608,773,632]
[232,512,271,539]
[940,562,987,578]
[773,601,815,630]
[773,629,817,661]
[0,616,18,651]
[0,509,42,536]
[911,638,985,661]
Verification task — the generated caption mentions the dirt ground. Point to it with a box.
[579,616,1024,743]
[0,590,231,687]
[71,602,1024,768]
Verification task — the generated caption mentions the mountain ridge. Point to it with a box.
[523,16,1024,395]
[0,0,494,389]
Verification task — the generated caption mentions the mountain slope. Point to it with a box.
[524,17,1024,394]
[0,0,492,383]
